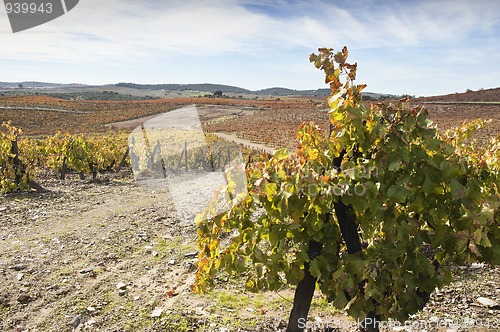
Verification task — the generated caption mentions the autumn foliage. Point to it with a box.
[194,47,499,328]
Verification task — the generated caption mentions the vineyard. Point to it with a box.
[0,94,321,192]
[1,91,498,146]
[1,58,500,331]
[194,47,500,332]
[0,122,129,192]
[207,97,500,150]
[0,121,267,194]
[0,95,318,136]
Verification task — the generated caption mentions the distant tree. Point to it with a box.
[17,83,23,89]
[213,90,223,98]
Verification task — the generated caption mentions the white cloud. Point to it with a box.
[0,0,498,95]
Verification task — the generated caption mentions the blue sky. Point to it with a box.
[0,0,499,96]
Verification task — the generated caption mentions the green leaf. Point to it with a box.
[481,233,492,248]
[425,139,442,151]
[346,106,363,120]
[333,289,349,309]
[422,176,437,195]
[404,114,416,130]
[442,161,464,178]
[388,159,401,172]
[388,184,407,203]
[287,265,305,285]
[309,259,321,279]
[450,179,465,199]
[345,257,368,279]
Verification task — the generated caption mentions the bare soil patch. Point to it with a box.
[1,94,499,331]
[105,104,260,131]
[0,172,498,332]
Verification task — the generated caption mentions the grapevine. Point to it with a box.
[194,47,500,331]
[0,122,34,192]
[0,124,130,192]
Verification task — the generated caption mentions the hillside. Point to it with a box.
[0,82,90,89]
[115,82,251,94]
[1,85,499,331]
[414,87,500,103]
[3,81,499,101]
[405,88,500,143]
[1,81,397,99]
[1,90,499,332]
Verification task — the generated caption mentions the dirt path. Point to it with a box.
[0,173,297,332]
[0,176,498,332]
[105,104,254,130]
[0,174,204,331]
[0,105,87,114]
[2,94,499,331]
[214,132,276,155]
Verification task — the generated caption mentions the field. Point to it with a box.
[1,89,499,331]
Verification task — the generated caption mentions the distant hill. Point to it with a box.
[254,87,334,97]
[413,87,500,103]
[0,81,89,89]
[254,87,302,96]
[0,81,399,99]
[115,82,251,94]
[113,83,339,97]
[114,83,401,99]
[9,81,496,101]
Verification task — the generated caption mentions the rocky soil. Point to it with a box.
[0,171,498,332]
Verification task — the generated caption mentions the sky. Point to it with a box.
[0,0,499,96]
